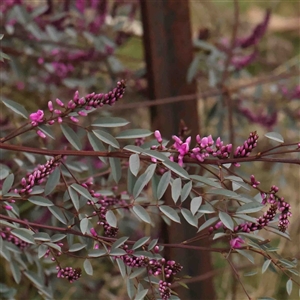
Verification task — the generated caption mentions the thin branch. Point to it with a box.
[0,143,299,165]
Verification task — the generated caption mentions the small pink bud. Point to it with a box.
[37,130,46,138]
[57,117,63,123]
[56,98,65,107]
[70,116,79,123]
[78,111,87,116]
[54,109,62,115]
[48,101,54,112]
[154,130,162,143]
[3,205,13,210]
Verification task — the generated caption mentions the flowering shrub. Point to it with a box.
[0,80,299,299]
[0,1,299,300]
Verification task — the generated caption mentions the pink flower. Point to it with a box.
[37,130,46,139]
[29,109,44,125]
[3,205,12,210]
[154,130,162,143]
[230,237,244,249]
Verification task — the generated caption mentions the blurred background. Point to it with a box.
[0,0,299,299]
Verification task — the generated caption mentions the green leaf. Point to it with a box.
[212,232,228,240]
[38,244,48,259]
[2,173,14,195]
[93,129,120,148]
[236,249,254,264]
[51,234,66,242]
[133,164,156,198]
[10,260,21,284]
[71,183,92,200]
[171,178,182,204]
[159,206,180,223]
[190,175,221,188]
[198,203,215,214]
[132,237,150,250]
[111,237,129,250]
[33,232,51,242]
[109,157,122,183]
[236,202,264,214]
[265,132,284,143]
[127,278,136,299]
[123,145,144,153]
[44,168,60,196]
[69,243,87,252]
[132,205,151,224]
[134,289,148,300]
[129,268,146,279]
[116,129,152,139]
[219,212,234,231]
[24,271,43,287]
[105,210,117,228]
[68,186,80,211]
[2,98,28,118]
[11,228,34,244]
[190,196,202,215]
[116,258,126,278]
[80,218,89,234]
[181,208,198,227]
[83,259,93,275]
[286,278,293,295]
[129,154,140,176]
[187,55,200,83]
[148,239,158,251]
[162,160,189,179]
[206,188,238,198]
[142,150,169,162]
[244,270,257,277]
[262,259,272,273]
[0,168,9,180]
[110,248,127,256]
[181,181,192,202]
[60,124,82,150]
[265,226,291,240]
[28,196,53,207]
[92,117,129,127]
[88,249,107,257]
[48,206,67,224]
[157,171,171,199]
[197,216,218,232]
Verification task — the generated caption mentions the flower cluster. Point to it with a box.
[0,227,30,250]
[18,156,62,194]
[281,85,300,101]
[250,175,260,188]
[43,242,63,260]
[159,280,172,300]
[209,185,291,237]
[116,245,183,280]
[236,100,277,128]
[95,206,118,237]
[261,186,292,232]
[153,131,233,166]
[56,266,81,283]
[82,181,128,237]
[234,131,259,158]
[29,81,126,138]
[230,237,244,249]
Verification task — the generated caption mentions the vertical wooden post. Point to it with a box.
[141,1,215,299]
